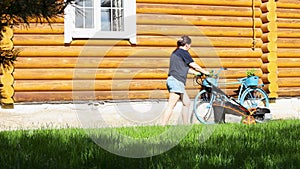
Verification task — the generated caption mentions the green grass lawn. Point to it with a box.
[0,120,299,169]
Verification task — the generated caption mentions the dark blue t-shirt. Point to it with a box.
[168,48,194,85]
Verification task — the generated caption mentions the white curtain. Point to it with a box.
[112,0,123,31]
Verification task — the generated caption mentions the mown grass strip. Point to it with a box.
[0,120,299,169]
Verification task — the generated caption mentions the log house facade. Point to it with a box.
[4,0,300,103]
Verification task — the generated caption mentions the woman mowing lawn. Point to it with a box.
[162,35,209,126]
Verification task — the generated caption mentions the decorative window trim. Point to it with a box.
[64,0,136,44]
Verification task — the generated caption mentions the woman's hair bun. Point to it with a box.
[177,35,191,47]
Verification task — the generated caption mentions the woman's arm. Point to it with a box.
[189,62,209,75]
[188,68,199,75]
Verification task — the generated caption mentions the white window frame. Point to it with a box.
[64,0,136,44]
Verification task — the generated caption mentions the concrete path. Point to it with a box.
[0,98,299,131]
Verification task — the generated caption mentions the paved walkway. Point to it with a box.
[0,98,299,131]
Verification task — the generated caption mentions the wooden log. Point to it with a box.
[14,68,169,80]
[268,92,278,98]
[14,68,261,80]
[27,16,64,23]
[278,87,300,97]
[277,48,300,58]
[16,46,170,57]
[261,7,279,99]
[277,77,300,87]
[221,68,263,78]
[269,83,279,94]
[261,22,277,32]
[14,91,170,102]
[13,87,251,102]
[279,88,300,97]
[137,3,262,17]
[0,40,14,51]
[1,26,13,38]
[277,28,300,38]
[277,58,300,67]
[13,23,64,34]
[261,72,278,83]
[260,1,276,13]
[136,0,262,7]
[264,83,279,93]
[277,38,300,48]
[137,14,262,27]
[15,57,263,69]
[276,8,300,19]
[13,35,263,48]
[261,62,277,73]
[277,18,300,28]
[261,42,277,53]
[15,57,169,68]
[261,12,277,23]
[137,25,263,37]
[1,85,15,108]
[190,48,262,58]
[261,52,277,63]
[13,88,242,102]
[277,87,300,97]
[202,77,267,90]
[16,46,263,58]
[0,28,14,108]
[278,90,300,97]
[13,35,131,46]
[69,35,262,47]
[278,68,300,77]
[136,36,263,48]
[13,35,65,46]
[14,79,168,91]
[261,32,277,43]
[0,64,15,108]
[0,26,14,51]
[14,79,240,91]
[14,86,244,101]
[276,0,300,9]
[193,58,263,68]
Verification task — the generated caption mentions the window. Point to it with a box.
[100,0,124,31]
[64,0,136,44]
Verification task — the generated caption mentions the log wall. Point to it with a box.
[260,0,278,98]
[10,0,297,102]
[0,26,15,108]
[276,0,300,96]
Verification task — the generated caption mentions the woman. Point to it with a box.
[162,35,209,125]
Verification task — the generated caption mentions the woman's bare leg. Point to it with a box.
[162,92,180,126]
[181,91,191,124]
